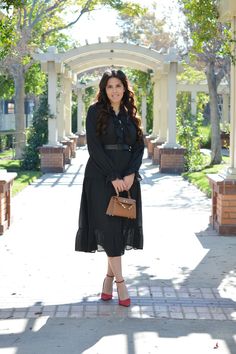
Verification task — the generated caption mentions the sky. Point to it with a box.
[64,0,185,45]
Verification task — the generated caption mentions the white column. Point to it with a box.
[191,91,197,116]
[57,75,66,141]
[222,93,230,127]
[152,79,160,136]
[141,95,147,134]
[77,88,83,134]
[163,62,179,148]
[47,61,58,145]
[158,73,168,143]
[64,77,72,136]
[227,16,236,176]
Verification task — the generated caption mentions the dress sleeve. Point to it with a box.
[124,136,144,177]
[86,105,120,182]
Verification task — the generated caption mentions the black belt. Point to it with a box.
[104,144,132,151]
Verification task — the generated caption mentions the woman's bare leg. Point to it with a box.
[102,257,114,295]
[107,260,114,277]
[108,256,129,300]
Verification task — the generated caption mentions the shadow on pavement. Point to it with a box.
[0,315,235,353]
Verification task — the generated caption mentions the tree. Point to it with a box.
[179,0,231,165]
[118,5,175,50]
[21,92,49,170]
[0,0,145,159]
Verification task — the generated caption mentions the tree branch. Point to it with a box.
[30,0,66,28]
[29,0,39,26]
[43,0,94,37]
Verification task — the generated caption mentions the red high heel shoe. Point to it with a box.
[101,274,114,301]
[115,279,131,307]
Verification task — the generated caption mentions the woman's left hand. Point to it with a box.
[123,173,135,191]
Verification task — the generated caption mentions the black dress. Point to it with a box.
[75,103,144,257]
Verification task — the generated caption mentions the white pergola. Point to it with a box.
[35,41,182,148]
[76,77,230,138]
[35,41,230,151]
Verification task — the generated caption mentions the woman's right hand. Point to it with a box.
[112,179,127,194]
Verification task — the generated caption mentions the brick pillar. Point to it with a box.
[152,142,164,165]
[143,133,149,147]
[39,146,65,173]
[147,138,158,158]
[77,133,86,147]
[68,135,78,157]
[61,140,72,164]
[158,147,186,173]
[208,174,236,235]
[0,172,17,235]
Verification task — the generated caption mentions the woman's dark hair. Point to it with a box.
[95,69,142,140]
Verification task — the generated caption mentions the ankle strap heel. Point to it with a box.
[101,274,114,301]
[115,279,130,307]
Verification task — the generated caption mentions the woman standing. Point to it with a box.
[75,69,144,307]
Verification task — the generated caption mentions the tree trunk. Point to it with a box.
[206,61,222,165]
[14,66,26,159]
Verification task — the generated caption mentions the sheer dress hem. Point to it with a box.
[75,226,143,257]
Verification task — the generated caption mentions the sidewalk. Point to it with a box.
[0,147,236,354]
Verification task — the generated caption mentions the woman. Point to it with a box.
[75,69,144,307]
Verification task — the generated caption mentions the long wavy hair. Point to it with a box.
[95,69,142,140]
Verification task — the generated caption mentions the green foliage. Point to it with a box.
[179,0,231,60]
[21,92,49,170]
[177,63,205,83]
[0,159,42,196]
[84,86,96,114]
[180,0,218,50]
[0,135,8,152]
[177,92,204,171]
[183,156,230,197]
[0,0,24,10]
[0,75,14,98]
[0,134,12,152]
[0,16,16,59]
[25,64,46,96]
[199,125,211,148]
[98,0,146,16]
[220,121,230,134]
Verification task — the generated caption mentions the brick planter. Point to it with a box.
[158,147,186,173]
[145,135,152,151]
[77,133,86,147]
[69,136,78,157]
[0,172,17,235]
[39,146,65,173]
[208,174,236,235]
[152,142,164,165]
[143,134,149,147]
[146,137,158,158]
[61,140,72,164]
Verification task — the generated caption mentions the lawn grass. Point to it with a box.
[0,158,42,197]
[182,156,230,198]
[0,149,15,159]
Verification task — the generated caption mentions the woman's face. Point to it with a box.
[105,77,125,106]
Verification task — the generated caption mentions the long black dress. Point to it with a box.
[75,103,144,257]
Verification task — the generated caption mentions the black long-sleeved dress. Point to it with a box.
[75,103,144,257]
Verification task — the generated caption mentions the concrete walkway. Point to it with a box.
[0,147,236,354]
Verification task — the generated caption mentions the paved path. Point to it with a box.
[0,147,236,354]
